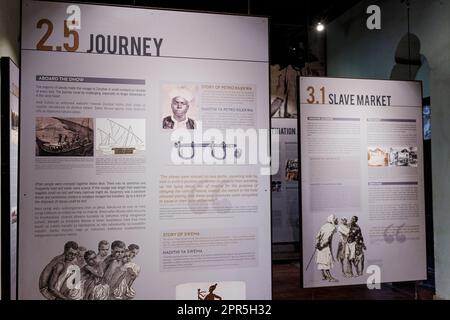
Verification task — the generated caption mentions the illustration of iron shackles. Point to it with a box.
[174,141,242,160]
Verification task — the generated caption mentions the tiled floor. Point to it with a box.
[272,261,434,300]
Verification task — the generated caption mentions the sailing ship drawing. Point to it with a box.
[35,117,94,157]
[96,119,145,155]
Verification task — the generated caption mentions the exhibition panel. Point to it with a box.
[19,0,271,300]
[270,64,301,244]
[0,0,445,302]
[300,76,426,288]
[0,57,19,300]
[271,118,299,243]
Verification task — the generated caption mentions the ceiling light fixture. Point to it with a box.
[316,22,325,32]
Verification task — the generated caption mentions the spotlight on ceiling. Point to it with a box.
[316,22,325,32]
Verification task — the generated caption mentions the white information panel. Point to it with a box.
[300,76,426,288]
[19,0,271,299]
[271,119,299,243]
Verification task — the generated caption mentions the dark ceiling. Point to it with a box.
[73,0,362,25]
[54,0,363,66]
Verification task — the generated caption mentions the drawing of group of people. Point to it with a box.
[314,214,366,282]
[39,240,140,300]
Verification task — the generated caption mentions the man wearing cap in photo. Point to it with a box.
[162,87,197,129]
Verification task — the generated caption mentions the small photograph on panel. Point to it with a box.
[423,104,431,140]
[285,159,299,181]
[271,180,282,192]
[11,110,19,144]
[11,206,17,224]
[176,281,246,300]
[39,240,141,300]
[367,147,389,167]
[11,110,19,130]
[95,118,145,156]
[35,117,94,157]
[389,146,418,167]
[161,83,199,130]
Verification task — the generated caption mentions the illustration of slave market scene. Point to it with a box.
[310,214,366,283]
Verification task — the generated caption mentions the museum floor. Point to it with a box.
[272,261,435,300]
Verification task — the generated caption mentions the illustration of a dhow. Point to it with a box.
[97,119,145,155]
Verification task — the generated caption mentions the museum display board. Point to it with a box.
[1,57,19,300]
[271,119,299,243]
[300,76,426,288]
[19,0,271,299]
[270,64,300,244]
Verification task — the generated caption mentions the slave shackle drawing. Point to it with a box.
[174,141,242,160]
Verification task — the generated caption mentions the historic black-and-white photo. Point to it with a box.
[39,240,141,300]
[389,146,418,167]
[35,117,94,157]
[161,84,198,130]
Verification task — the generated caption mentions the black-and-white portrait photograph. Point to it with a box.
[308,214,366,282]
[35,117,94,157]
[39,240,141,300]
[161,84,198,130]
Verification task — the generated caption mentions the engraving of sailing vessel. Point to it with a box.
[96,119,145,155]
[35,117,94,157]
